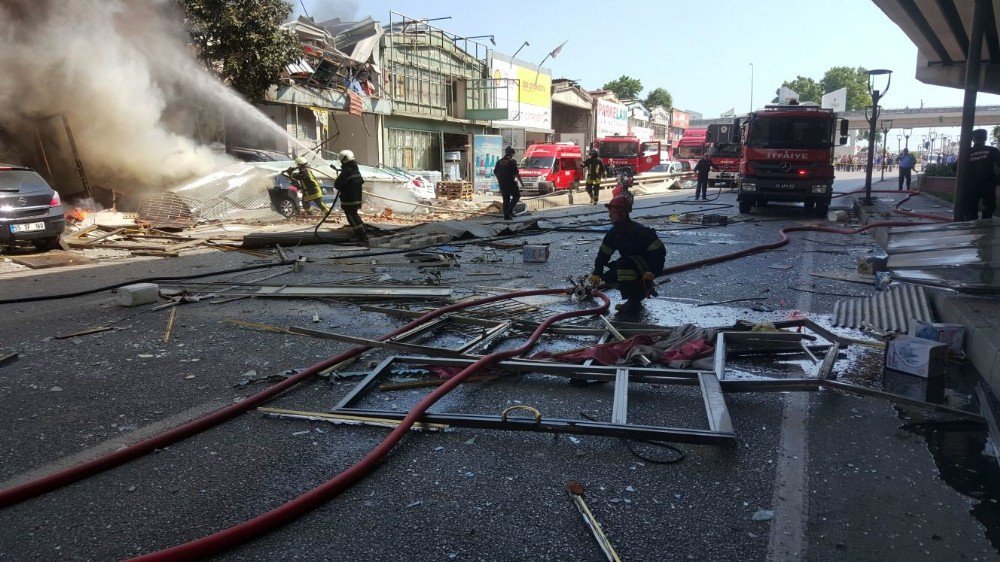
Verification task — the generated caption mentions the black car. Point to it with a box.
[0,165,65,251]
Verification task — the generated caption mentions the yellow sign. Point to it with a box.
[515,66,551,107]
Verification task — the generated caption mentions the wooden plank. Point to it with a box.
[817,343,841,380]
[11,251,95,269]
[82,227,126,246]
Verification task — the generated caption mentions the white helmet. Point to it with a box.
[339,149,355,162]
[294,156,308,166]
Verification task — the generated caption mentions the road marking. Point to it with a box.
[766,242,815,561]
[0,399,227,491]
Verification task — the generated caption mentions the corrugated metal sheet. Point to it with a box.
[885,219,1000,293]
[832,284,934,332]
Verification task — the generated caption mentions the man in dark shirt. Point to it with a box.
[588,195,666,314]
[897,148,916,191]
[582,148,607,204]
[964,129,1000,220]
[493,146,524,220]
[693,155,715,200]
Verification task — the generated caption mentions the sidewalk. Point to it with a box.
[852,182,1000,402]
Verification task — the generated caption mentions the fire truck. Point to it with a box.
[594,135,661,175]
[674,127,707,170]
[735,104,849,216]
[706,123,741,187]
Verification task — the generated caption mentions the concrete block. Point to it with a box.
[117,283,159,307]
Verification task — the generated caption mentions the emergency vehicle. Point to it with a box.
[735,104,849,215]
[519,142,584,193]
[674,128,708,170]
[594,135,661,175]
[706,123,741,187]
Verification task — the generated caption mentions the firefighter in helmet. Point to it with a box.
[333,149,368,245]
[287,156,328,214]
[582,148,608,205]
[588,194,665,314]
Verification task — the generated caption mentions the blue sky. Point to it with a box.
[297,0,998,140]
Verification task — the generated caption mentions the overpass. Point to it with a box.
[690,105,1000,130]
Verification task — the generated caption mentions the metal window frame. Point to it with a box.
[329,355,823,445]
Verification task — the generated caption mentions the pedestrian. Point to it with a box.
[897,148,916,191]
[286,156,328,215]
[587,194,666,314]
[334,149,368,245]
[493,146,524,220]
[582,148,607,205]
[694,154,715,200]
[964,129,1000,220]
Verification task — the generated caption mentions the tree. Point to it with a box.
[177,0,300,103]
[770,76,821,104]
[603,75,643,100]
[857,129,882,144]
[644,87,672,111]
[992,125,1000,147]
[820,66,872,111]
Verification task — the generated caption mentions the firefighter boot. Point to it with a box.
[614,298,642,314]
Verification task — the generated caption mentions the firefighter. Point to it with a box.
[582,148,607,204]
[287,156,328,214]
[587,194,666,314]
[493,146,524,220]
[693,154,716,200]
[965,129,1000,220]
[334,149,368,244]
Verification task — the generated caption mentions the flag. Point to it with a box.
[549,40,567,59]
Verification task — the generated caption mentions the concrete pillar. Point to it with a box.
[955,0,989,220]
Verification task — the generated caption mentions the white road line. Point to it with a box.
[766,240,816,561]
[0,398,227,491]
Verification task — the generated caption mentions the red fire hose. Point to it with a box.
[130,291,611,561]
[0,288,599,509]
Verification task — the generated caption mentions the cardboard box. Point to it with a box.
[522,244,549,263]
[884,335,947,378]
[909,319,965,354]
[882,368,945,403]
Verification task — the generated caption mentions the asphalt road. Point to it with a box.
[0,176,995,561]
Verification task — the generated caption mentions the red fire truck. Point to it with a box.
[674,127,707,170]
[594,135,661,175]
[706,123,741,187]
[735,104,848,216]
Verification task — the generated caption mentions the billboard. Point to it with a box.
[473,134,504,193]
[490,57,552,130]
[671,109,690,130]
[822,88,847,113]
[596,98,628,137]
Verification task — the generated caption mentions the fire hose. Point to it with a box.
[0,287,609,560]
[0,188,949,558]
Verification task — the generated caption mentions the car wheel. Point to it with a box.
[276,197,297,218]
[738,199,752,214]
[32,236,61,252]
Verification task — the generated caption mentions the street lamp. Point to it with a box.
[454,34,496,46]
[511,41,529,59]
[880,119,892,181]
[903,127,912,150]
[863,69,892,205]
[929,129,938,163]
[896,133,902,153]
